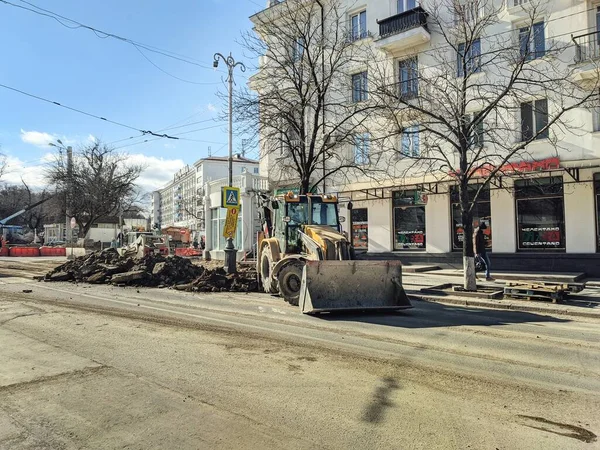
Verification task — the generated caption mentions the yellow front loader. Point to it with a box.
[256,192,412,314]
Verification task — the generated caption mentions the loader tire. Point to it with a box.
[260,248,278,294]
[277,261,304,306]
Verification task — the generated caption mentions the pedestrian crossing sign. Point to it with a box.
[222,186,240,208]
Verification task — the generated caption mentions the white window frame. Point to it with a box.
[397,0,419,14]
[353,133,370,165]
[400,125,420,157]
[350,10,368,41]
[351,71,368,103]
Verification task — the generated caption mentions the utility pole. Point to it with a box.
[213,52,246,274]
[50,141,72,248]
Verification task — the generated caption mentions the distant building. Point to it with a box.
[151,154,266,257]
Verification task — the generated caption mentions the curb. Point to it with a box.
[409,293,600,319]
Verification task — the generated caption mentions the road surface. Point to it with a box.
[0,260,599,449]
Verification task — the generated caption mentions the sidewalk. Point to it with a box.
[403,270,600,320]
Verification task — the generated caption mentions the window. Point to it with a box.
[253,167,259,174]
[399,57,418,99]
[350,10,367,41]
[292,37,304,62]
[454,1,485,25]
[450,185,491,251]
[521,99,548,141]
[513,0,530,6]
[515,177,565,251]
[401,126,420,156]
[519,22,545,61]
[210,207,242,250]
[351,208,368,250]
[397,0,418,13]
[457,39,481,77]
[352,71,368,102]
[465,113,484,147]
[393,190,426,250]
[354,133,370,165]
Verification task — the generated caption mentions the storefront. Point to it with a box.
[392,190,426,250]
[450,185,492,251]
[514,176,565,251]
[351,208,368,251]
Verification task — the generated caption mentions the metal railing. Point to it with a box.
[377,7,429,39]
[573,31,600,64]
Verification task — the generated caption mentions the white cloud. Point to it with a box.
[207,103,217,112]
[20,129,56,148]
[124,153,186,193]
[1,152,185,195]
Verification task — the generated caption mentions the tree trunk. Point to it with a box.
[460,187,477,291]
[300,177,310,195]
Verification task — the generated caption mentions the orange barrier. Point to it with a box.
[0,247,8,257]
[40,247,67,257]
[9,246,40,257]
[174,248,202,257]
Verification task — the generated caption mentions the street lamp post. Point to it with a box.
[213,52,246,274]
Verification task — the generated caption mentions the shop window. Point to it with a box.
[351,208,368,250]
[393,190,426,250]
[210,206,242,250]
[594,173,600,252]
[450,185,491,251]
[515,177,565,250]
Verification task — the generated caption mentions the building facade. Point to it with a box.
[252,0,600,275]
[151,155,265,257]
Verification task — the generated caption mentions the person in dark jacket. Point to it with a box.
[473,222,493,281]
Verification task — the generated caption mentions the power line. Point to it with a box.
[1,0,248,81]
[0,82,179,139]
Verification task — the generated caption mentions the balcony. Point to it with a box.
[375,7,430,56]
[572,31,600,85]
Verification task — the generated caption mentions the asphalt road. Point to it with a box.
[1,261,599,449]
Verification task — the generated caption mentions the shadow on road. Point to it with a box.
[361,377,401,424]
[316,301,569,329]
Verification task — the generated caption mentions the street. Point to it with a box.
[0,260,599,449]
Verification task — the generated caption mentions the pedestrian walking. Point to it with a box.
[473,223,493,281]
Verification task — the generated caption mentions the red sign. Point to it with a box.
[451,157,560,178]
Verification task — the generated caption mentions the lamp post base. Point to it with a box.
[224,238,237,274]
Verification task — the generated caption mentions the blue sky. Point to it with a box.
[0,0,263,191]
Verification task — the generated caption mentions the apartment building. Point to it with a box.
[252,0,600,275]
[151,155,261,255]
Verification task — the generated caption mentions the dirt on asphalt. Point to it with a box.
[42,248,259,293]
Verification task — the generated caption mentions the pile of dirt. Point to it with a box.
[43,248,258,292]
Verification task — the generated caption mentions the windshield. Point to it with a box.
[311,202,338,227]
[287,203,309,225]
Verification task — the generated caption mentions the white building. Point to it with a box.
[152,154,266,258]
[251,0,600,276]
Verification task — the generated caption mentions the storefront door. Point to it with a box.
[351,208,368,251]
[515,176,565,251]
[393,190,426,250]
[450,185,492,251]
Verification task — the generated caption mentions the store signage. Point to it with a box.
[223,207,239,239]
[396,230,425,247]
[520,226,562,247]
[451,157,560,178]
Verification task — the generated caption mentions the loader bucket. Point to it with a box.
[298,260,413,314]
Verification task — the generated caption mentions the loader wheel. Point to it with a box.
[260,248,278,294]
[277,261,304,306]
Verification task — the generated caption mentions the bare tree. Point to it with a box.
[0,151,6,183]
[236,0,384,194]
[371,0,599,289]
[46,142,144,238]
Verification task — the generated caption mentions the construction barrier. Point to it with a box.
[174,248,202,257]
[0,247,8,257]
[40,247,67,257]
[9,247,40,257]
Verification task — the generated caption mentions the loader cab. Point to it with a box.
[273,193,341,254]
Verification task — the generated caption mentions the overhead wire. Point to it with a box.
[0,82,180,140]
